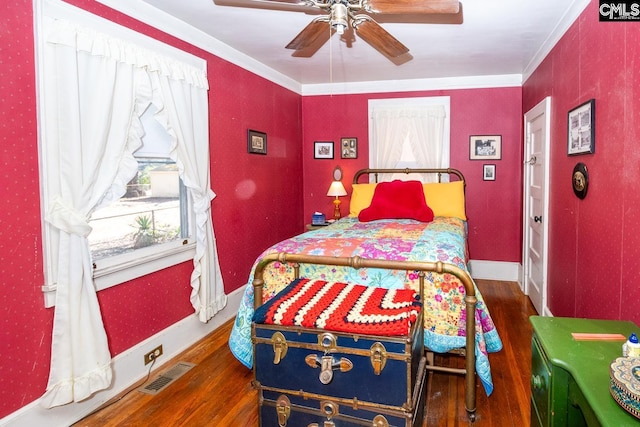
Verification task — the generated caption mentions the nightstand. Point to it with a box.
[305,223,330,231]
[530,316,639,427]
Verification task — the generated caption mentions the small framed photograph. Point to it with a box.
[247,129,267,155]
[483,164,496,181]
[314,141,334,159]
[470,135,502,160]
[340,137,358,159]
[567,99,595,156]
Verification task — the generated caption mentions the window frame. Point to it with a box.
[367,96,451,171]
[35,0,202,307]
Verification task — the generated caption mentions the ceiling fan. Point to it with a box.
[215,0,463,63]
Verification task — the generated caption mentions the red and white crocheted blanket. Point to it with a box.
[252,278,421,336]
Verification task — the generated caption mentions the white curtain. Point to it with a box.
[370,105,447,182]
[149,72,227,321]
[39,18,224,407]
[406,106,446,179]
[370,108,407,182]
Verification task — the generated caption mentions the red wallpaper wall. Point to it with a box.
[523,0,640,324]
[0,0,302,418]
[301,87,523,263]
[10,0,616,419]
[0,0,523,418]
[0,1,52,417]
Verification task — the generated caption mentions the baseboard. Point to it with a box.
[0,286,245,427]
[474,262,554,316]
[468,259,520,282]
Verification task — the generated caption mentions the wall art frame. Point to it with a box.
[247,129,267,155]
[469,135,502,160]
[483,164,496,181]
[567,99,595,156]
[314,141,334,159]
[340,137,358,159]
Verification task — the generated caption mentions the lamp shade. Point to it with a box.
[327,180,347,197]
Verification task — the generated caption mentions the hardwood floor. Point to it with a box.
[75,280,537,426]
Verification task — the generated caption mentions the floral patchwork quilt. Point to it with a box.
[228,216,503,395]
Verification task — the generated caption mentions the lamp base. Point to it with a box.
[333,198,341,220]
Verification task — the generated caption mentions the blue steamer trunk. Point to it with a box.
[258,373,427,426]
[252,310,426,426]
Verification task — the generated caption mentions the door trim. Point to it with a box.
[522,97,551,315]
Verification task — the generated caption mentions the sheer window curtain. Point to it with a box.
[370,108,407,182]
[370,105,447,182]
[39,19,224,407]
[149,72,227,321]
[406,106,446,182]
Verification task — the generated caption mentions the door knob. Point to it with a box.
[534,216,542,223]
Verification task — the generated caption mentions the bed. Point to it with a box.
[228,168,503,419]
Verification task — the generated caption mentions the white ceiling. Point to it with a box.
[102,0,589,92]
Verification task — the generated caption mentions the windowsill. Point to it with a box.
[42,241,196,307]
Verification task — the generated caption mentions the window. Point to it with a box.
[88,159,186,260]
[36,0,221,307]
[368,97,451,182]
[87,105,195,291]
[35,0,225,407]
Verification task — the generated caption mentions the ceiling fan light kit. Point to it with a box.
[226,0,463,62]
[330,3,348,34]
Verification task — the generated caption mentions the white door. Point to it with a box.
[523,97,550,315]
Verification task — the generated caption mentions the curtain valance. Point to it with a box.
[371,105,446,120]
[46,18,209,90]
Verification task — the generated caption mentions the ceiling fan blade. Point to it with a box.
[353,18,409,59]
[365,0,460,14]
[373,3,464,25]
[292,25,336,57]
[257,0,307,3]
[213,0,322,14]
[215,0,310,5]
[286,19,332,51]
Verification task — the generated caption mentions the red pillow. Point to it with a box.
[358,180,434,222]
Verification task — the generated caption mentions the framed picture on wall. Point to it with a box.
[340,137,358,159]
[314,141,334,159]
[470,135,502,160]
[247,129,267,155]
[567,99,595,155]
[483,164,496,181]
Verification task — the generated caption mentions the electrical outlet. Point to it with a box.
[144,344,163,365]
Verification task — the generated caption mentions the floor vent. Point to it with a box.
[138,361,195,395]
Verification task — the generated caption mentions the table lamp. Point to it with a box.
[327,180,347,220]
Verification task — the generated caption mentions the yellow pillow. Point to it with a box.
[349,183,377,216]
[422,181,467,220]
[350,181,467,220]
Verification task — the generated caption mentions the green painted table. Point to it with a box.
[530,316,640,426]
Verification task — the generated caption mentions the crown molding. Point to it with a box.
[522,0,590,82]
[302,74,523,96]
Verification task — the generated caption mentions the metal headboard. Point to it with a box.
[353,168,465,188]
